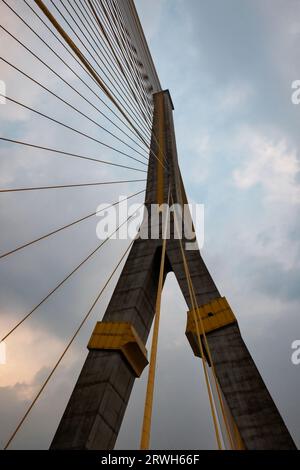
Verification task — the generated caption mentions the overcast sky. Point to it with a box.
[0,0,300,450]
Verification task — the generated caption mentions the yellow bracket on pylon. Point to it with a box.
[186,297,237,359]
[88,322,148,377]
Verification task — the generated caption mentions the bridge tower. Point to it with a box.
[50,89,296,450]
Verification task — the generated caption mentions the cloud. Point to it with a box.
[0,361,83,449]
[233,128,300,204]
[218,82,253,113]
[1,0,300,451]
[0,313,69,389]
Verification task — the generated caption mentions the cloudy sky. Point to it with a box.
[0,0,300,450]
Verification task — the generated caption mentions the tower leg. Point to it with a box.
[167,243,296,450]
[50,240,165,449]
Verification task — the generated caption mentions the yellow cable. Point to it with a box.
[34,0,168,172]
[187,272,236,449]
[34,0,148,149]
[140,188,170,450]
[171,192,237,449]
[171,196,223,450]
[179,249,223,450]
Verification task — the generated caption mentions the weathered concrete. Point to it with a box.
[51,90,296,450]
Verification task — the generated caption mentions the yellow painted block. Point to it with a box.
[88,322,148,377]
[186,297,237,352]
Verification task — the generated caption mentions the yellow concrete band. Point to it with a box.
[88,322,148,377]
[186,297,237,358]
